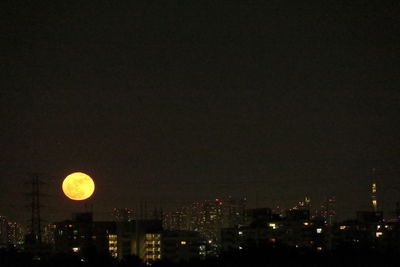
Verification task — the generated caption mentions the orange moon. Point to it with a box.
[62,172,95,201]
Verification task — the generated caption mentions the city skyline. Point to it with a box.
[1,1,399,233]
[0,175,394,226]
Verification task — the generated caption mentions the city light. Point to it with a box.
[108,234,118,258]
[269,223,277,229]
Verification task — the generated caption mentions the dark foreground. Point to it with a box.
[1,246,398,267]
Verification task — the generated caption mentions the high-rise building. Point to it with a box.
[7,221,25,248]
[0,216,25,248]
[163,206,192,231]
[116,219,162,264]
[144,233,162,264]
[42,223,56,247]
[163,197,246,257]
[113,208,134,222]
[245,208,272,227]
[320,197,336,225]
[54,212,116,258]
[223,197,246,227]
[162,230,206,263]
[0,216,8,248]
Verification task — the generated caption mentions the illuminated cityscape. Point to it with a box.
[1,1,399,266]
[2,182,400,265]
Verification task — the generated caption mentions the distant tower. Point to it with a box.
[28,173,43,244]
[371,183,377,212]
[371,168,378,212]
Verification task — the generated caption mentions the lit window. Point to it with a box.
[180,241,187,245]
[72,247,80,252]
[238,231,243,235]
[316,228,322,234]
[303,222,309,226]
[376,232,383,238]
[339,226,346,230]
[269,223,277,229]
[316,247,322,251]
[108,234,118,257]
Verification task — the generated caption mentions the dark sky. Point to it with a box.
[1,1,399,224]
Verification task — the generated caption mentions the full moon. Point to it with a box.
[62,172,95,201]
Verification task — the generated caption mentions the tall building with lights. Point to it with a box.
[7,221,25,248]
[113,208,134,222]
[163,197,247,257]
[322,197,336,225]
[371,168,378,212]
[0,216,25,248]
[223,197,246,228]
[116,219,162,264]
[371,183,378,212]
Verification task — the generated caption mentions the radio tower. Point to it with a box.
[371,168,378,212]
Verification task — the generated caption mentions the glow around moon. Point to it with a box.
[62,172,95,201]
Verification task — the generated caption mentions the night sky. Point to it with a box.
[1,1,399,224]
